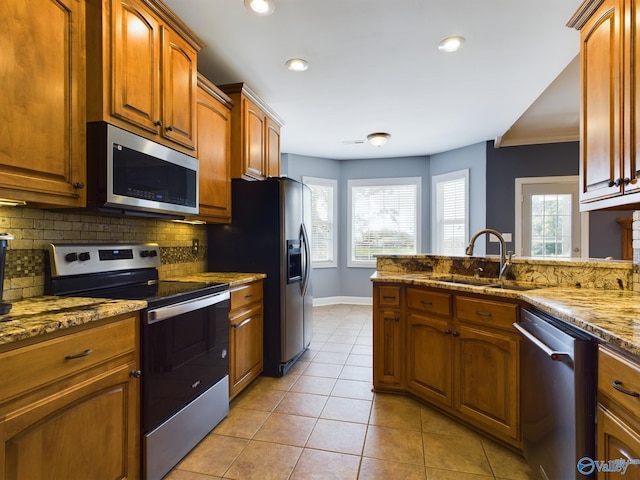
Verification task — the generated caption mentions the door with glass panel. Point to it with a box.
[521,181,581,258]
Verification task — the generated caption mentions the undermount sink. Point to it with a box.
[430,277,538,291]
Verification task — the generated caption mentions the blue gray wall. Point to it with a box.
[283,143,487,301]
[485,141,631,258]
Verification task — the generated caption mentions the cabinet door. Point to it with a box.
[373,308,404,390]
[244,98,266,179]
[112,0,161,134]
[266,117,281,178]
[580,0,623,203]
[597,406,640,480]
[229,304,264,400]
[161,27,197,150]
[0,0,86,207]
[406,313,453,406]
[0,362,140,480]
[195,86,231,222]
[626,0,640,196]
[455,323,519,441]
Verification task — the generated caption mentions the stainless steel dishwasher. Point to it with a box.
[514,308,598,480]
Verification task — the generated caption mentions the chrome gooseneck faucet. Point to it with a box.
[465,228,513,280]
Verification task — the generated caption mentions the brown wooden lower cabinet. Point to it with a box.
[229,279,264,400]
[373,283,521,448]
[597,347,640,479]
[0,313,141,479]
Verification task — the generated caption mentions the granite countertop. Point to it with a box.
[166,272,266,287]
[0,296,147,347]
[0,272,265,348]
[372,271,640,357]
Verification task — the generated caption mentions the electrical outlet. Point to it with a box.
[192,239,199,255]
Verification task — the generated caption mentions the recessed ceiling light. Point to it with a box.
[244,0,275,16]
[286,58,309,72]
[438,36,465,53]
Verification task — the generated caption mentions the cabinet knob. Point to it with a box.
[72,182,85,189]
[130,370,142,379]
[608,179,616,187]
[154,120,163,127]
[166,125,174,132]
[623,177,631,185]
[444,329,452,335]
[452,331,460,337]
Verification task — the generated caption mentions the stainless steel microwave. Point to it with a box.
[86,122,198,219]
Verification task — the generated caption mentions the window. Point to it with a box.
[303,176,337,268]
[348,177,421,267]
[516,176,584,258]
[432,170,469,256]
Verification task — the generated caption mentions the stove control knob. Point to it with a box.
[65,252,78,262]
[79,252,91,261]
[149,250,158,257]
[140,250,150,258]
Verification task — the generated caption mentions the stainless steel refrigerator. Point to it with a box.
[207,177,312,377]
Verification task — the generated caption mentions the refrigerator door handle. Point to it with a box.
[300,223,311,296]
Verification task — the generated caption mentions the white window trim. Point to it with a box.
[303,176,338,268]
[347,177,421,268]
[514,175,589,257]
[431,169,469,256]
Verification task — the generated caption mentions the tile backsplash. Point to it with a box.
[0,206,208,301]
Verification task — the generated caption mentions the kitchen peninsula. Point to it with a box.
[372,253,640,476]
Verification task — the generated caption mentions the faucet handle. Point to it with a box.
[507,251,514,261]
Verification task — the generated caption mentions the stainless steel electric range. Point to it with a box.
[47,243,230,480]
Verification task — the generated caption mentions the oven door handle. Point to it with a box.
[146,291,230,324]
[512,322,571,361]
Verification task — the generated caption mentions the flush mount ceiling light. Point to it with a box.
[244,0,275,16]
[286,58,309,72]
[367,132,391,148]
[438,35,465,53]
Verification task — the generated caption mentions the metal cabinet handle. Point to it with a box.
[452,331,460,337]
[154,120,163,127]
[420,300,433,306]
[244,293,254,299]
[444,329,452,335]
[383,295,397,300]
[72,182,85,189]
[130,370,142,378]
[65,348,92,360]
[233,317,253,329]
[608,179,616,187]
[166,125,174,132]
[612,380,640,397]
[476,311,492,317]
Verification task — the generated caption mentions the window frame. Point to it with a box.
[347,177,421,268]
[303,176,338,268]
[431,169,469,256]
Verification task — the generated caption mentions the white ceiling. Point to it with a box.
[163,0,583,160]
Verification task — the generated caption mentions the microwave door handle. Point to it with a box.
[300,223,311,297]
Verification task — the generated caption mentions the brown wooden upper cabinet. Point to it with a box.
[219,83,284,180]
[0,0,87,208]
[86,0,204,155]
[569,0,640,210]
[186,75,234,223]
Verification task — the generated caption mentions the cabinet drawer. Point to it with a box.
[599,347,640,414]
[406,288,452,317]
[230,281,263,311]
[455,297,518,329]
[0,315,136,404]
[377,286,401,306]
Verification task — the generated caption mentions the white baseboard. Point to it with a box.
[313,296,373,306]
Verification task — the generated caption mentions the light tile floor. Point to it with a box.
[166,304,536,480]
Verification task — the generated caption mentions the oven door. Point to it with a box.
[141,290,230,433]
